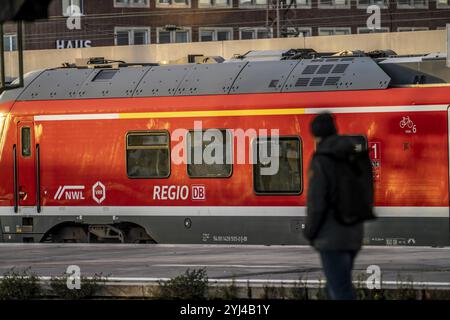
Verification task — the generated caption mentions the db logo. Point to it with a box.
[191,185,206,200]
[92,181,106,204]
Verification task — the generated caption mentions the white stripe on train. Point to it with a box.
[0,206,447,217]
[303,104,449,114]
[35,113,119,121]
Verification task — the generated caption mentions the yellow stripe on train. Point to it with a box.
[118,108,306,119]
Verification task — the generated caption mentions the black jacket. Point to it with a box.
[304,135,364,251]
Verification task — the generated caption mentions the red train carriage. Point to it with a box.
[0,50,449,245]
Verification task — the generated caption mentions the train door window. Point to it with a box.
[126,131,170,178]
[21,127,31,157]
[253,137,302,194]
[187,129,233,178]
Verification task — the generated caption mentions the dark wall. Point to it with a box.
[13,0,450,50]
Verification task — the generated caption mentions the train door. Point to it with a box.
[15,120,37,213]
[448,106,450,242]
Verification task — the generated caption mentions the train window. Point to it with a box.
[253,137,302,195]
[21,127,31,157]
[126,131,170,178]
[187,129,232,178]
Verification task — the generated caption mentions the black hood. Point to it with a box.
[316,135,355,160]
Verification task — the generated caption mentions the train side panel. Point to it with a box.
[0,96,449,245]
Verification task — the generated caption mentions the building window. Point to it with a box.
[357,27,390,33]
[247,0,310,6]
[126,132,170,178]
[318,0,350,8]
[157,0,190,7]
[295,0,312,7]
[437,0,450,7]
[114,27,150,46]
[357,0,388,8]
[318,27,351,36]
[285,27,312,37]
[198,0,232,7]
[239,0,268,7]
[253,137,302,195]
[114,0,150,7]
[239,28,273,40]
[199,28,233,41]
[187,130,233,178]
[62,0,84,16]
[157,27,191,43]
[396,0,428,8]
[3,34,17,51]
[397,27,429,32]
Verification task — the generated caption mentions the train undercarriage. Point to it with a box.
[0,214,448,246]
[42,222,156,244]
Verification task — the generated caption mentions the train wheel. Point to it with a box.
[123,224,156,244]
[41,222,155,243]
[43,225,89,243]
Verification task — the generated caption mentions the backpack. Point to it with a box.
[318,136,377,226]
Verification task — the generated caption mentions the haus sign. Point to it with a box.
[56,40,92,49]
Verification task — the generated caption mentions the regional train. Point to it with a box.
[1,49,450,246]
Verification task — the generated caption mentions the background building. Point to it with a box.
[2,0,450,51]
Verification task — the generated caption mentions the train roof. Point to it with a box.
[2,49,450,102]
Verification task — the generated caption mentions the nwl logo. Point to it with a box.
[65,191,85,200]
[54,186,85,200]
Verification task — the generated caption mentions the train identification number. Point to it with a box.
[153,185,206,201]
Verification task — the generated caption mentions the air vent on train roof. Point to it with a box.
[332,64,349,73]
[325,77,340,86]
[269,79,280,88]
[294,76,341,88]
[295,78,310,87]
[310,77,325,86]
[317,64,333,74]
[93,69,118,81]
[282,56,391,92]
[302,65,320,74]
